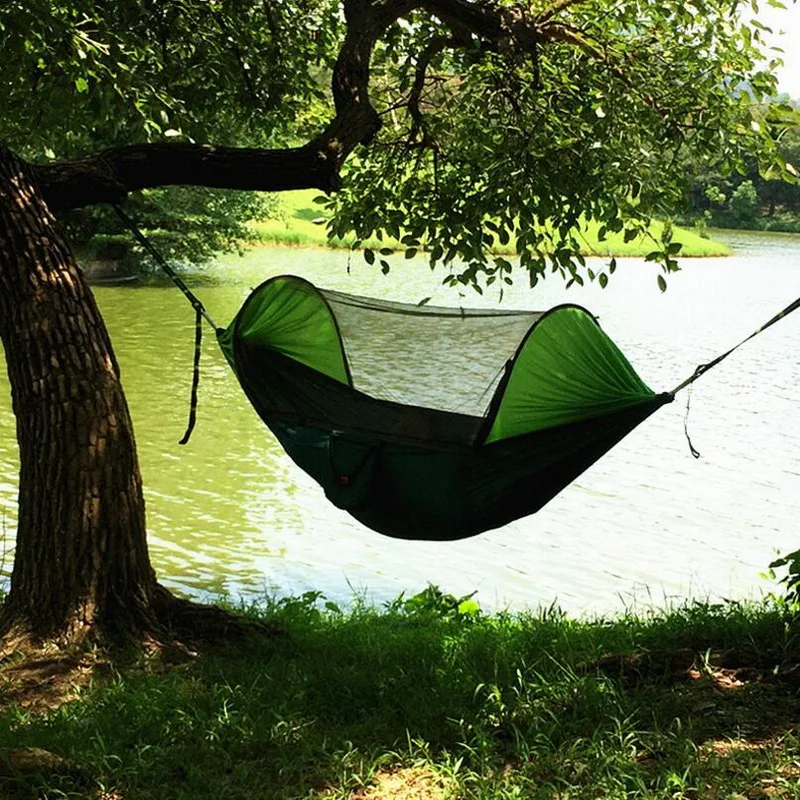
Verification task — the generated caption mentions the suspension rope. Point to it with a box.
[112,202,800,447]
[112,205,218,330]
[672,293,800,395]
[112,204,217,444]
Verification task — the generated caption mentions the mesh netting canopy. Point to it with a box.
[217,275,673,540]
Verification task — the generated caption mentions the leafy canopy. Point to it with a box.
[0,0,338,157]
[1,0,797,289]
[326,0,796,290]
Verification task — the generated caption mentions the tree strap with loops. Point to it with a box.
[178,305,204,445]
[672,293,800,395]
[673,291,800,459]
[112,205,218,444]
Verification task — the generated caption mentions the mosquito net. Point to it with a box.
[214,274,672,539]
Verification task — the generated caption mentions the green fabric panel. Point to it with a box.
[219,276,349,385]
[485,306,655,443]
[268,392,671,540]
[217,324,237,370]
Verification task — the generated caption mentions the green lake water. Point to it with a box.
[1,231,799,614]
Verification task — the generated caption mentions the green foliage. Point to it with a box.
[1,0,790,288]
[0,1,334,267]
[768,549,800,611]
[0,0,339,158]
[681,101,800,231]
[251,190,732,257]
[386,584,482,620]
[729,179,759,224]
[62,186,276,271]
[705,185,728,208]
[323,0,785,292]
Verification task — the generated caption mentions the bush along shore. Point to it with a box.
[1,587,800,800]
[249,191,732,259]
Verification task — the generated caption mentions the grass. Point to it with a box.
[249,190,732,258]
[2,590,800,799]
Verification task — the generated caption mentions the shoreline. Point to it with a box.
[244,231,732,258]
[248,190,733,259]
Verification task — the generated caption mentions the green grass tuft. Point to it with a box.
[2,592,799,799]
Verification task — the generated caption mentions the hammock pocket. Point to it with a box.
[217,275,672,541]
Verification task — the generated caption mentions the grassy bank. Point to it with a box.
[250,191,732,258]
[2,591,800,799]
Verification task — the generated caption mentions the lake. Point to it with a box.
[1,230,799,615]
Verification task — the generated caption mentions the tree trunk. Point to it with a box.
[0,146,161,646]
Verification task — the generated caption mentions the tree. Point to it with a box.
[679,98,800,227]
[729,179,759,225]
[0,0,792,649]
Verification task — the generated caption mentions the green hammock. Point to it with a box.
[112,206,800,543]
[216,275,673,541]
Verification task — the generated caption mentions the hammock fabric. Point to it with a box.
[110,206,800,543]
[217,275,673,541]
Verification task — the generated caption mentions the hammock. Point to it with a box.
[215,275,673,540]
[113,207,800,542]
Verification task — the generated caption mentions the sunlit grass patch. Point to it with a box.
[249,190,732,258]
[318,764,452,800]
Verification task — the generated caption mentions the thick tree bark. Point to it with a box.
[0,146,161,645]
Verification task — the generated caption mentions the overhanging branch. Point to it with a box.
[29,0,629,212]
[35,143,337,211]
[408,35,456,143]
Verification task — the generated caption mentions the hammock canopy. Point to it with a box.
[216,275,672,541]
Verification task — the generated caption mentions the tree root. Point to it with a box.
[1,581,282,650]
[0,583,284,709]
[148,583,284,649]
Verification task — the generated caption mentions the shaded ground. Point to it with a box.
[1,597,799,799]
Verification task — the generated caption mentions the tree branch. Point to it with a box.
[536,0,590,26]
[408,35,456,143]
[35,0,414,208]
[29,0,642,211]
[36,144,335,211]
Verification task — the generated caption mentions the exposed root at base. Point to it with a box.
[0,586,284,712]
[150,586,283,647]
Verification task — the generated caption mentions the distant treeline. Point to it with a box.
[680,98,800,233]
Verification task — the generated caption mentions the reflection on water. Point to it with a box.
[1,231,799,615]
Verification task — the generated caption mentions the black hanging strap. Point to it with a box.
[672,293,800,395]
[682,383,701,459]
[178,305,204,445]
[112,205,217,444]
[112,205,218,330]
